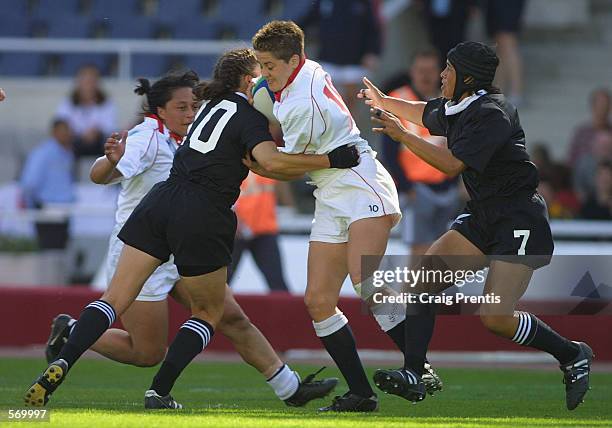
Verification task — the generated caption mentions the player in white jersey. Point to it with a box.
[252,21,442,412]
[43,70,337,408]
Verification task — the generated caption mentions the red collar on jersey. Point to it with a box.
[274,56,306,102]
[145,113,183,144]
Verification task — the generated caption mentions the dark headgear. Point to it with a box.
[447,41,499,101]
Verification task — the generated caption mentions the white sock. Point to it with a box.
[370,298,406,332]
[266,364,299,400]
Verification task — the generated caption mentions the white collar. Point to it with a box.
[234,91,248,100]
[444,90,487,116]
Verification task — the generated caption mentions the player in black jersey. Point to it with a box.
[359,41,592,410]
[24,49,359,409]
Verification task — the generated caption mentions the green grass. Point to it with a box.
[1,358,610,427]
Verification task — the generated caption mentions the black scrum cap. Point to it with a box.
[447,41,499,101]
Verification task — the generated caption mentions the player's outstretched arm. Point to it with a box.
[250,141,359,178]
[358,77,427,127]
[372,109,465,177]
[90,131,126,184]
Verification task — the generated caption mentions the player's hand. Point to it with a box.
[358,77,386,109]
[0,88,6,102]
[328,144,360,169]
[371,108,410,142]
[104,130,127,165]
[246,78,256,105]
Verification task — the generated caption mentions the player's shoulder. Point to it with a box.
[126,120,157,143]
[223,93,269,127]
[470,94,511,124]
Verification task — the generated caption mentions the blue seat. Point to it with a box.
[107,16,156,39]
[90,0,140,20]
[170,18,218,40]
[45,16,93,38]
[132,54,172,78]
[184,55,217,78]
[34,0,80,17]
[157,0,203,21]
[0,53,44,76]
[0,0,29,18]
[58,53,114,76]
[282,0,312,20]
[215,0,264,28]
[0,14,31,37]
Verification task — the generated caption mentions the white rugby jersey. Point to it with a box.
[273,59,370,186]
[108,115,181,226]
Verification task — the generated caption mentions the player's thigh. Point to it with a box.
[305,241,349,319]
[120,299,168,358]
[347,215,395,284]
[409,230,488,294]
[102,244,162,315]
[218,285,250,332]
[178,266,228,327]
[481,260,533,317]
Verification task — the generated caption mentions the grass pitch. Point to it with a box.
[0,357,610,427]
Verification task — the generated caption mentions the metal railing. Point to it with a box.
[0,37,248,79]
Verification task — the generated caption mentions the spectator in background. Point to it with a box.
[574,131,612,202]
[531,144,580,218]
[228,172,290,292]
[580,161,612,220]
[539,163,581,219]
[20,119,75,249]
[0,87,6,101]
[567,88,612,168]
[56,64,117,157]
[485,0,527,106]
[300,0,382,114]
[418,0,474,67]
[380,48,459,256]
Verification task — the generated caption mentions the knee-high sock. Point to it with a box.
[57,300,116,368]
[313,312,373,397]
[511,311,580,364]
[403,301,438,376]
[150,317,214,396]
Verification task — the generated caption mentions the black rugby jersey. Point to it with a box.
[170,93,272,206]
[422,93,538,202]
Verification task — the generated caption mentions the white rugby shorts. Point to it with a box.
[310,152,401,243]
[105,226,179,301]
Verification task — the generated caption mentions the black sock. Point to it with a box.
[512,311,580,364]
[315,314,373,398]
[57,300,116,368]
[385,320,406,354]
[150,318,213,397]
[403,301,438,376]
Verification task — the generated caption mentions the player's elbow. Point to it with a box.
[444,159,465,177]
[259,156,285,174]
[89,169,105,184]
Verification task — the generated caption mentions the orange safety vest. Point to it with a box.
[389,86,448,184]
[235,173,279,235]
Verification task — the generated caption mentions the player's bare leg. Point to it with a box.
[305,241,378,412]
[26,245,161,406]
[90,300,168,367]
[217,286,282,376]
[373,230,486,404]
[145,267,226,409]
[481,260,592,410]
[217,285,338,406]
